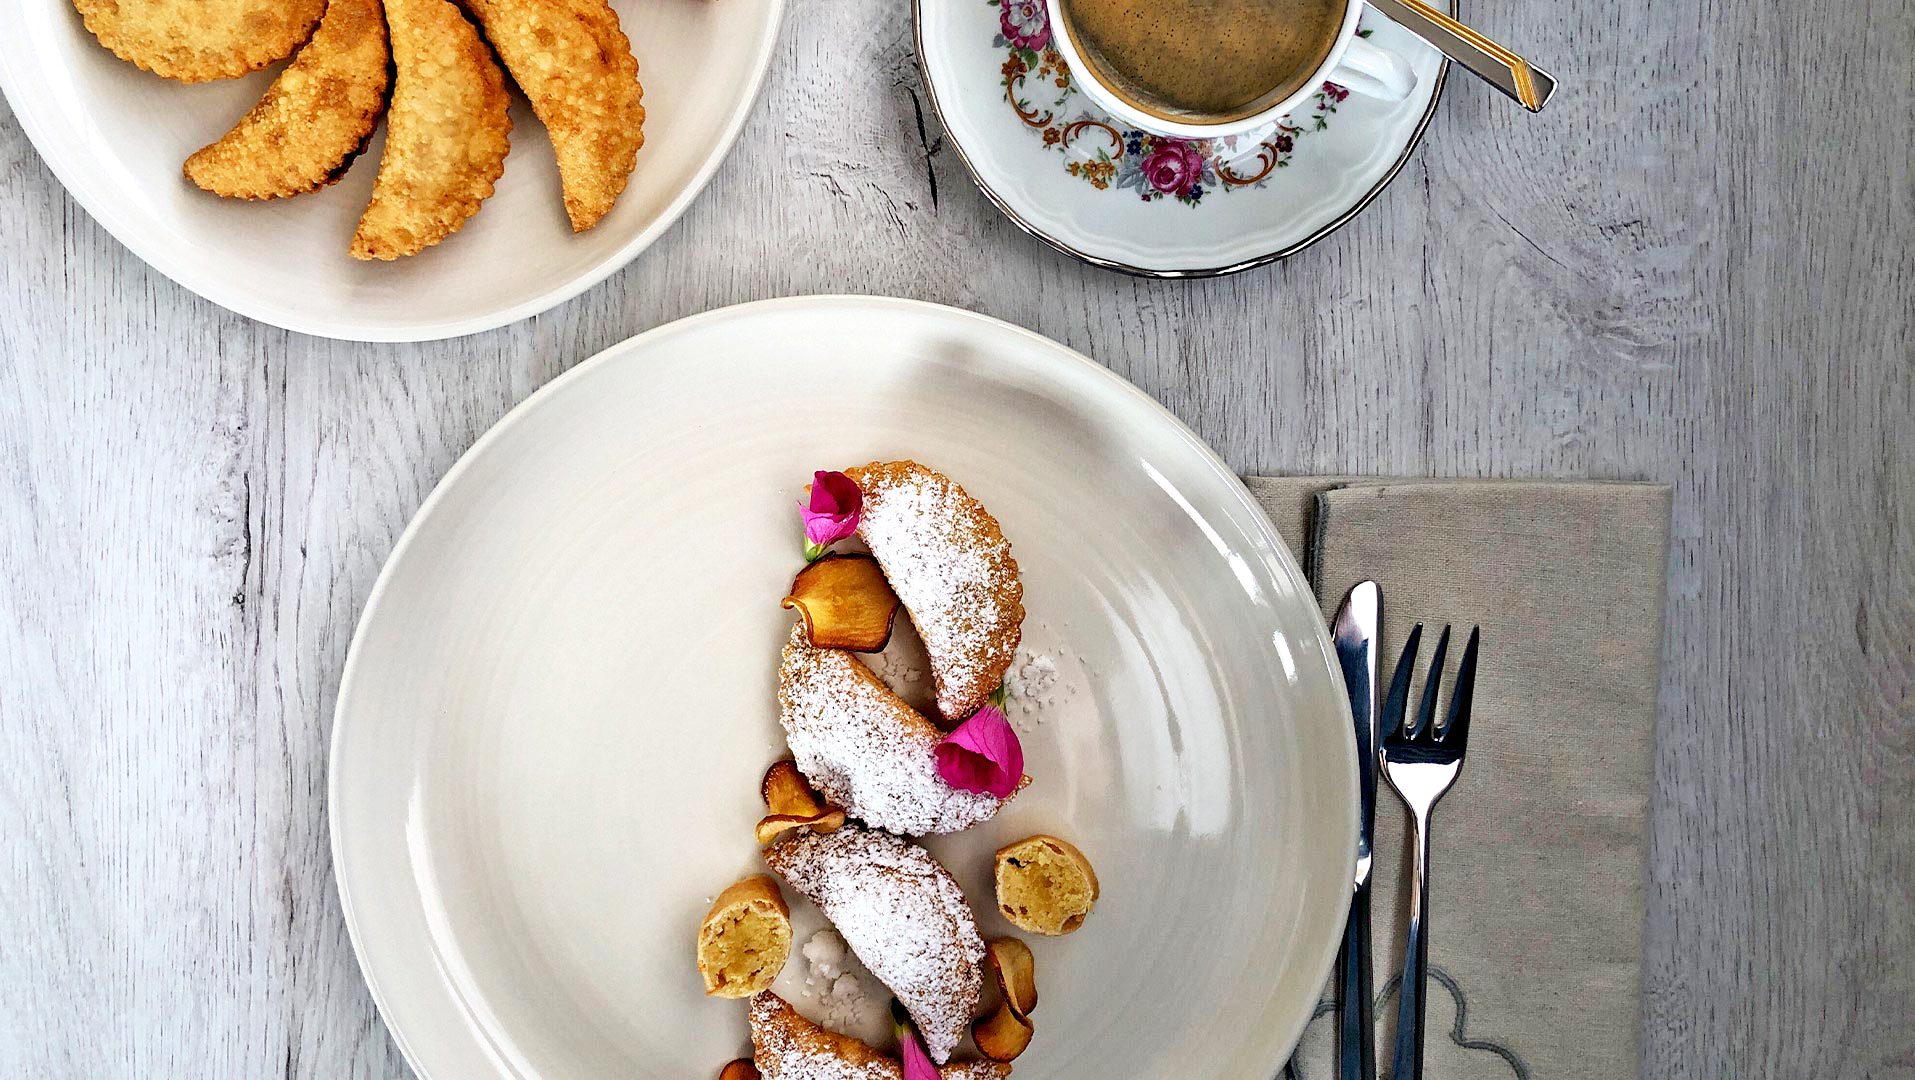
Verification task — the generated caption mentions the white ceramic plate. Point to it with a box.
[915,0,1449,275]
[0,0,781,341]
[330,295,1357,1077]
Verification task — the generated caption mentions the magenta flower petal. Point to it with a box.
[893,1001,940,1080]
[934,705,1024,799]
[809,470,862,516]
[899,1025,939,1080]
[800,470,863,551]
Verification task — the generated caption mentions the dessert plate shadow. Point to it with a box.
[329,295,1358,1076]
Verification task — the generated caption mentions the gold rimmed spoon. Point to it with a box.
[1366,0,1558,112]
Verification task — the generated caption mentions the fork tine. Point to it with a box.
[1440,627,1480,748]
[1383,623,1423,737]
[1410,625,1451,740]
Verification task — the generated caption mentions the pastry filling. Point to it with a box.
[701,904,792,995]
[999,849,1094,932]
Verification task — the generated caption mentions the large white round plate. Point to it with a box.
[331,295,1357,1076]
[0,0,781,341]
[916,0,1449,275]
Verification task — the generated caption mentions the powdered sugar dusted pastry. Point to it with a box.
[780,625,1010,836]
[750,992,1011,1079]
[845,462,1023,723]
[762,826,985,1064]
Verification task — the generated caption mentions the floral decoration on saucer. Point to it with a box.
[991,0,1360,206]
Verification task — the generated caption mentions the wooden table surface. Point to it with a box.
[2,0,1910,1075]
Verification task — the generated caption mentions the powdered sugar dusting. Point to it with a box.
[753,997,896,1080]
[780,626,1007,836]
[848,463,1022,722]
[1002,653,1057,709]
[762,828,985,1064]
[1001,632,1086,729]
[749,993,1009,1080]
[864,645,926,693]
[798,930,874,1032]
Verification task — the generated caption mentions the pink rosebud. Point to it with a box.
[800,470,863,560]
[998,0,1051,52]
[893,1001,940,1080]
[1141,140,1206,196]
[934,705,1024,799]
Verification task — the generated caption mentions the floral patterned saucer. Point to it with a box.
[914,0,1451,275]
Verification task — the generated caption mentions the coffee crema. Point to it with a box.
[1057,0,1345,123]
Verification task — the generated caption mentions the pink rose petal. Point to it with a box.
[934,705,1023,799]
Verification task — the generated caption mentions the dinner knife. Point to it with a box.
[1333,581,1382,1080]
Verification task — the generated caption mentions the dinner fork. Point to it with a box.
[1379,623,1480,1080]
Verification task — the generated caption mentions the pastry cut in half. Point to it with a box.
[844,461,1023,723]
[761,826,984,1064]
[696,875,792,998]
[779,624,1015,836]
[994,835,1099,936]
[750,992,1011,1079]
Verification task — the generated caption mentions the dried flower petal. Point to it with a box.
[972,937,1040,1060]
[934,705,1023,799]
[782,554,900,652]
[756,761,846,845]
[761,760,828,817]
[985,937,1038,1018]
[754,807,847,846]
[972,1002,1035,1062]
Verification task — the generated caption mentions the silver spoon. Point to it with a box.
[1365,0,1558,112]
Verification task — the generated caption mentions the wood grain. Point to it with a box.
[1,0,1911,1073]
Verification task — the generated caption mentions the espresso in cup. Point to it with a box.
[1056,0,1346,124]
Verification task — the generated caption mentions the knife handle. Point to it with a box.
[1335,884,1375,1080]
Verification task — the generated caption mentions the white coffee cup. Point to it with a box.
[1041,0,1417,140]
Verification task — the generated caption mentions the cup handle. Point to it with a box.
[1329,35,1417,101]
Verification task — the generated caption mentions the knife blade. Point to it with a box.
[1333,581,1381,1080]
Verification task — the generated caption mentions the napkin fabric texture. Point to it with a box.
[1251,477,1672,1080]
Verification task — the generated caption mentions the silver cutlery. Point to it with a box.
[1332,581,1382,1080]
[1379,623,1481,1080]
[1364,0,1558,112]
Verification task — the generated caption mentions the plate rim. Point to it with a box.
[0,0,787,343]
[328,293,1358,1076]
[910,0,1452,277]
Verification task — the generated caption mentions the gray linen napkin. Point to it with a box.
[1250,477,1672,1080]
